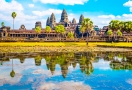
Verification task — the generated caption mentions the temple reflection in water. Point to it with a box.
[0,51,132,78]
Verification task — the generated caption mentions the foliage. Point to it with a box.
[1,22,4,27]
[67,32,74,38]
[35,55,42,66]
[45,26,51,33]
[107,30,113,36]
[117,30,122,36]
[10,70,15,77]
[55,25,65,34]
[35,55,42,62]
[81,18,93,33]
[109,20,120,31]
[109,20,132,33]
[124,21,132,33]
[35,26,41,34]
[11,12,17,19]
[80,26,86,38]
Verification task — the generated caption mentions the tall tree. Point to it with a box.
[109,20,120,39]
[67,31,74,38]
[59,25,65,39]
[107,30,113,36]
[10,59,15,78]
[55,25,61,39]
[124,21,132,33]
[119,21,125,32]
[11,12,17,30]
[55,25,65,40]
[35,26,41,38]
[1,22,4,27]
[45,26,51,38]
[107,29,113,41]
[81,18,93,45]
[80,26,86,38]
[117,30,122,36]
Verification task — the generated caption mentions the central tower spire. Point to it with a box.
[60,9,69,23]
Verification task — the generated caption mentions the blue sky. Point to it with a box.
[0,0,132,29]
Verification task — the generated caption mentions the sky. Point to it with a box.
[0,0,132,29]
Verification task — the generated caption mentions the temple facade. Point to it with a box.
[0,9,130,40]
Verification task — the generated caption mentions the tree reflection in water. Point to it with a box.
[0,52,132,78]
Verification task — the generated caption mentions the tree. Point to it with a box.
[67,31,74,38]
[35,55,42,66]
[81,18,93,45]
[11,12,17,30]
[55,25,61,39]
[80,26,86,38]
[45,26,51,38]
[35,26,41,38]
[109,20,120,31]
[124,21,132,33]
[117,30,122,36]
[55,25,65,40]
[10,59,15,78]
[119,21,124,32]
[107,30,113,36]
[109,20,120,39]
[59,25,65,39]
[107,30,113,41]
[1,22,4,27]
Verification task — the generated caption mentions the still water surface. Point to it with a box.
[0,52,132,90]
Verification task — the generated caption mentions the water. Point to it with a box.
[0,52,132,90]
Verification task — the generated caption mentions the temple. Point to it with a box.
[0,9,131,41]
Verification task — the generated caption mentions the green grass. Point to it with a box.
[0,42,132,47]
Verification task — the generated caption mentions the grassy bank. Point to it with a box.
[0,42,132,53]
[0,42,132,47]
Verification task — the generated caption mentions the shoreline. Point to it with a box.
[0,42,132,53]
[0,46,132,53]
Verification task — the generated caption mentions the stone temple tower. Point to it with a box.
[46,17,50,26]
[72,18,76,24]
[35,21,42,28]
[60,9,69,23]
[79,14,84,25]
[49,13,56,28]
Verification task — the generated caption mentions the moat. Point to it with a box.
[0,52,132,90]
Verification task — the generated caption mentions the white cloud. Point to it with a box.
[122,14,132,18]
[98,15,116,19]
[37,81,91,90]
[126,79,132,85]
[28,4,34,8]
[32,9,62,16]
[0,0,23,12]
[34,0,89,5]
[123,1,132,7]
[93,59,111,70]
[123,1,132,12]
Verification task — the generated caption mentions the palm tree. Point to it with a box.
[10,59,15,78]
[45,26,51,39]
[11,12,17,38]
[109,20,120,40]
[81,18,93,45]
[1,22,4,27]
[35,26,41,38]
[80,26,86,38]
[11,12,17,30]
